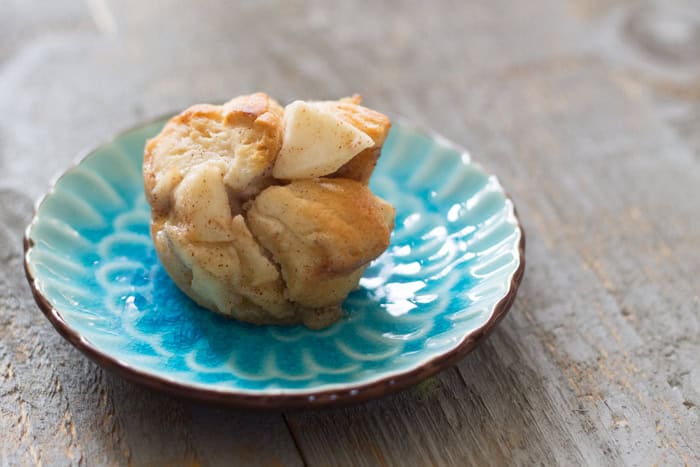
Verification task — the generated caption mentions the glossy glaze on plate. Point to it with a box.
[24,118,524,408]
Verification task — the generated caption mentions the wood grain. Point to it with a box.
[1,0,699,465]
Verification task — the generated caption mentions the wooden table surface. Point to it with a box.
[2,0,699,465]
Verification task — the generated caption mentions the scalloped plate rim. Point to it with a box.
[23,114,526,409]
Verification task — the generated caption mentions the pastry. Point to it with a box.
[143,92,394,329]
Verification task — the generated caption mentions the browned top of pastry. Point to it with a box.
[143,92,394,327]
[143,92,283,216]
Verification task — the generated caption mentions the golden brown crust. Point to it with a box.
[324,98,391,146]
[143,92,283,216]
[330,147,381,184]
[324,97,391,183]
[247,179,394,309]
[143,93,394,329]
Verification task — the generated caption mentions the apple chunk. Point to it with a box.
[272,100,374,179]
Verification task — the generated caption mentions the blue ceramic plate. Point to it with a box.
[24,118,524,408]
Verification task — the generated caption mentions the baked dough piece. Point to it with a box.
[325,95,392,183]
[144,92,284,215]
[143,92,393,329]
[247,179,394,317]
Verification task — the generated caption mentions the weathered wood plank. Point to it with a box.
[1,0,699,465]
[284,1,700,466]
[480,60,700,466]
